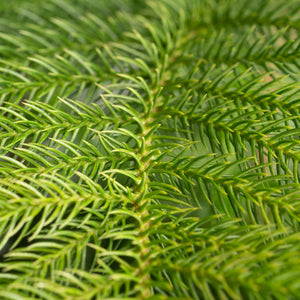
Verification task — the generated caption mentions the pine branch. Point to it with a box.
[0,0,300,299]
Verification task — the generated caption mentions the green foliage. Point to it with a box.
[0,0,300,299]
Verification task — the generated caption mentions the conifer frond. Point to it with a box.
[0,0,300,299]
